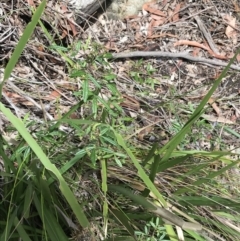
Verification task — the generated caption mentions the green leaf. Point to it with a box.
[83,79,89,102]
[175,157,240,195]
[108,185,156,210]
[33,196,69,241]
[142,142,158,167]
[92,97,98,118]
[101,159,108,235]
[156,49,240,168]
[176,195,240,208]
[0,207,18,241]
[88,74,101,88]
[142,154,160,197]
[1,0,46,96]
[104,74,116,81]
[70,70,87,77]
[110,208,137,240]
[113,130,167,207]
[184,230,206,241]
[23,183,33,219]
[0,103,89,228]
[14,217,32,241]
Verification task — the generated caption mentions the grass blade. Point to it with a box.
[1,0,46,96]
[0,103,89,228]
[101,159,108,237]
[156,48,240,164]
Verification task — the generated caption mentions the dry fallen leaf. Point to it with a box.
[150,17,165,27]
[172,3,181,22]
[4,91,34,106]
[224,14,238,44]
[27,0,35,7]
[202,114,236,124]
[45,90,61,101]
[232,0,240,12]
[208,97,222,116]
[147,19,154,37]
[120,94,140,111]
[68,19,78,36]
[174,40,228,60]
[237,54,240,62]
[142,2,166,17]
[138,125,153,140]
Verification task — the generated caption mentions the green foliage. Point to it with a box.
[0,1,87,240]
[0,0,239,240]
[135,218,170,241]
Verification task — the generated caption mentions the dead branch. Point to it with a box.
[112,51,240,71]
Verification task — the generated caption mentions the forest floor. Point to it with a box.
[0,0,240,240]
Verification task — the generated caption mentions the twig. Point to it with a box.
[6,80,70,132]
[194,15,220,55]
[6,81,54,121]
[111,51,240,71]
[174,40,227,60]
[2,91,22,118]
[28,58,73,103]
[0,28,15,43]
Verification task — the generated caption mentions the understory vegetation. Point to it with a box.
[0,1,240,241]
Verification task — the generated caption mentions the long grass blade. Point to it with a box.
[0,103,89,228]
[1,0,46,97]
[156,48,240,165]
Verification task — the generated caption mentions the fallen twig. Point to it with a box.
[194,15,220,55]
[174,40,228,60]
[111,51,240,71]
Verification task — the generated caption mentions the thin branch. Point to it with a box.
[112,51,240,71]
[194,15,220,55]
